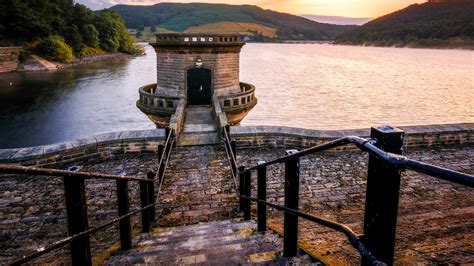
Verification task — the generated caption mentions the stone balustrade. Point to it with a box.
[219,82,257,113]
[155,33,242,45]
[137,84,185,116]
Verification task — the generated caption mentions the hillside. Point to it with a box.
[335,0,474,48]
[0,0,141,62]
[108,3,356,41]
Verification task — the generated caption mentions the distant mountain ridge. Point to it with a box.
[300,15,372,26]
[108,3,357,41]
[335,0,474,48]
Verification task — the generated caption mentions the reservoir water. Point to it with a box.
[0,43,472,148]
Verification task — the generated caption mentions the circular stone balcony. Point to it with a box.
[218,82,258,125]
[137,84,185,126]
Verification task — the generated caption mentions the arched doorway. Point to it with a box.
[187,68,212,105]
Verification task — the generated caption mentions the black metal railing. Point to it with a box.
[0,128,175,266]
[223,125,473,265]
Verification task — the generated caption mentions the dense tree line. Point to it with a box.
[0,0,140,62]
[335,0,474,48]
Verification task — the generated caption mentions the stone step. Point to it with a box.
[122,236,282,264]
[151,220,256,238]
[178,132,220,146]
[136,230,275,251]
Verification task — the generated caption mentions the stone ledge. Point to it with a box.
[0,129,166,164]
[230,123,473,150]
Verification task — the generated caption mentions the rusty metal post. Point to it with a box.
[257,161,267,232]
[140,180,151,233]
[147,171,156,222]
[158,144,165,181]
[283,149,299,258]
[238,166,245,212]
[116,179,131,250]
[363,126,405,265]
[64,177,91,266]
[243,170,251,220]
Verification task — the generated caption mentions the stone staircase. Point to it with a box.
[157,145,239,226]
[179,106,220,146]
[104,219,317,265]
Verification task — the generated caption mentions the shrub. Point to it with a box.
[78,46,104,57]
[35,35,74,63]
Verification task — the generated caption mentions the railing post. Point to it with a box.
[283,149,299,258]
[116,179,131,250]
[165,127,171,139]
[147,171,156,222]
[238,166,245,212]
[363,126,405,265]
[64,177,92,266]
[140,180,151,233]
[257,161,267,232]
[243,170,251,220]
[158,144,165,181]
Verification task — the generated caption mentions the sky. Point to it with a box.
[77,0,426,18]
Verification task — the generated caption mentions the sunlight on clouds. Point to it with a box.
[77,0,425,17]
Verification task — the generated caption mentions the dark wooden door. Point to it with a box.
[187,68,212,105]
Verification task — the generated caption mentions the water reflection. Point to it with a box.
[0,43,472,148]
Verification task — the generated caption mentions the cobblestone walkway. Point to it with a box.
[238,146,474,264]
[157,145,239,226]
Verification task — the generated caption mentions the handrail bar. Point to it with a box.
[240,136,474,187]
[241,137,355,173]
[9,197,160,265]
[155,128,173,180]
[0,165,153,183]
[223,127,238,188]
[238,194,385,266]
[156,138,175,197]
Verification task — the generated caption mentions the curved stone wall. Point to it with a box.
[230,123,473,150]
[0,129,166,166]
[0,124,471,165]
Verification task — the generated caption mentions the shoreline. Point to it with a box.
[15,52,135,72]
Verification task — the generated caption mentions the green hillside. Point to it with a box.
[335,0,474,48]
[109,3,357,41]
[0,0,141,62]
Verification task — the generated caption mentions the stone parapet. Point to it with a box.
[0,47,21,73]
[230,123,473,150]
[0,129,166,167]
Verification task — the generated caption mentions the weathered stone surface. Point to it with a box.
[238,145,474,264]
[231,123,473,150]
[103,219,316,265]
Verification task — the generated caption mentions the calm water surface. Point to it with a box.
[0,44,472,148]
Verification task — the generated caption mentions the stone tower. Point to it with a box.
[137,33,257,127]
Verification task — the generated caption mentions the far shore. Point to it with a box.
[15,52,135,73]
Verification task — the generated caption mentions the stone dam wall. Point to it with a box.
[0,123,472,263]
[0,47,21,73]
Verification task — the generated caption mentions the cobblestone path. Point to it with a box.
[156,145,239,226]
[238,146,474,264]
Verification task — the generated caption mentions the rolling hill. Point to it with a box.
[335,0,474,48]
[108,3,357,41]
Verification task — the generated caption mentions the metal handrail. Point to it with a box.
[238,194,385,266]
[10,200,158,265]
[240,136,473,187]
[0,165,153,183]
[4,128,177,265]
[228,130,473,265]
[222,127,239,189]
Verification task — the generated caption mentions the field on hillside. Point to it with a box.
[185,22,278,37]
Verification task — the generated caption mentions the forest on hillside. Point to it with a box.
[335,0,474,48]
[110,3,356,41]
[0,0,141,62]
